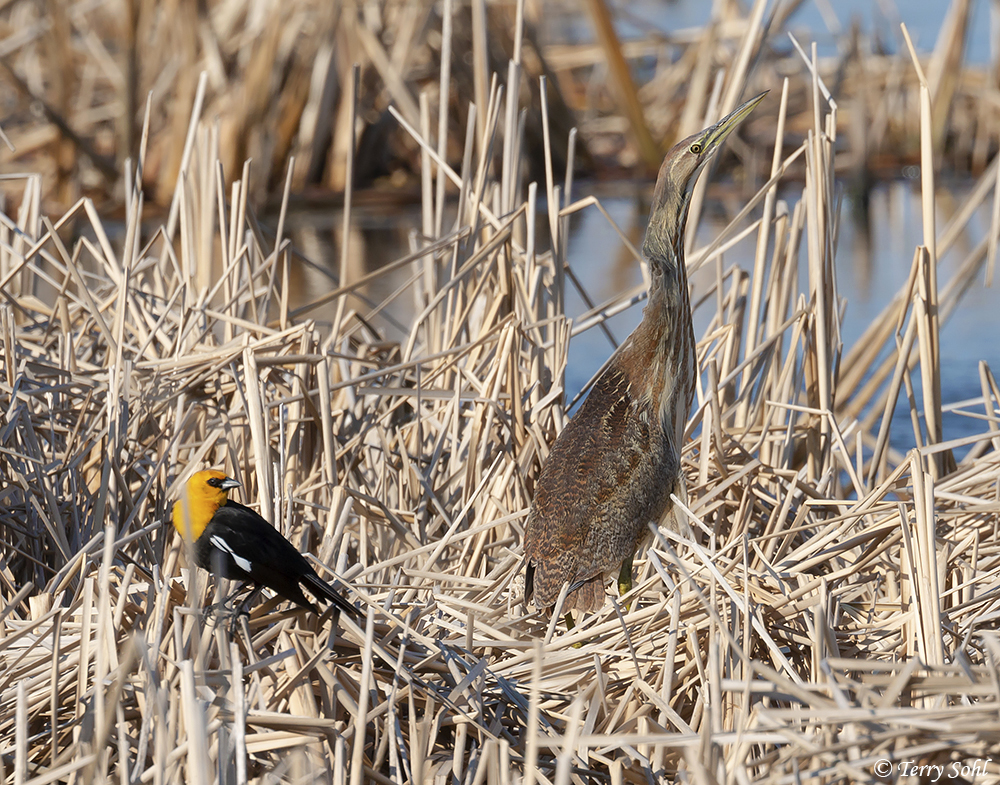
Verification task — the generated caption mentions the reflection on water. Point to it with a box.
[283,207,423,341]
[282,178,997,456]
[560,179,997,456]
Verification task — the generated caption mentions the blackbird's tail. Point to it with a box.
[301,571,358,618]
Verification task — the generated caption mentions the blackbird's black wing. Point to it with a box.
[198,501,356,616]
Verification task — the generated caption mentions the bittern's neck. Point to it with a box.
[627,178,695,430]
[642,185,692,293]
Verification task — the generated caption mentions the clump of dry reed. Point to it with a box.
[2,9,1000,785]
[0,0,998,211]
[0,0,582,208]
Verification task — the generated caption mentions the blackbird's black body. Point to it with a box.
[196,499,355,618]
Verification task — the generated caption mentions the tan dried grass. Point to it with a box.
[1,11,1000,785]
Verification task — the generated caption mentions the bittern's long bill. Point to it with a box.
[523,92,767,621]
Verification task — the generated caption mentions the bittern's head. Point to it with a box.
[643,91,767,267]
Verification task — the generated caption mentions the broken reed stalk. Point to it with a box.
[2,21,1000,785]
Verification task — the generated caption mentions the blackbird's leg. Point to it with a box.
[203,583,263,635]
[225,585,264,635]
[235,585,264,616]
[205,581,251,615]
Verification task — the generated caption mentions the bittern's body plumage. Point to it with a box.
[524,93,766,615]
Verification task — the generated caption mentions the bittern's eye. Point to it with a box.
[690,143,702,154]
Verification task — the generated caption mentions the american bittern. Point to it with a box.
[524,92,767,617]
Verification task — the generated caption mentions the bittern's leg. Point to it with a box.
[563,612,585,648]
[617,552,635,599]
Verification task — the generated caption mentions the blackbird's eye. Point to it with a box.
[207,477,223,488]
[690,143,702,154]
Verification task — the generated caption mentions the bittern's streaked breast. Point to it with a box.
[524,92,767,616]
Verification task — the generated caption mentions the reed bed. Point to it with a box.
[2,8,1000,785]
[0,0,998,209]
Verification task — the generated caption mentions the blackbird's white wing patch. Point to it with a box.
[210,534,253,573]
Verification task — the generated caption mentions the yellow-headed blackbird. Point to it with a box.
[171,469,356,620]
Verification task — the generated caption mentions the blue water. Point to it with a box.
[544,0,995,66]
[285,177,997,461]
[561,179,999,458]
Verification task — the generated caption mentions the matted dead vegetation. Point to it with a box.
[2,8,1000,785]
[0,0,997,209]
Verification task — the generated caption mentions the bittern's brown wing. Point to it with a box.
[524,362,680,612]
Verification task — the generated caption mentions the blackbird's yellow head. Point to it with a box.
[171,469,241,542]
